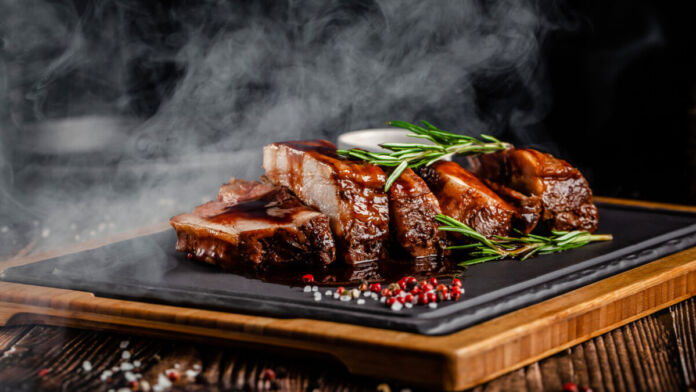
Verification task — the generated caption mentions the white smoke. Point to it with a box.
[0,0,570,253]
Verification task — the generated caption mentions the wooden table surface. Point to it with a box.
[0,298,692,391]
[1,199,695,391]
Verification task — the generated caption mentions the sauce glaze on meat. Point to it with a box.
[420,160,516,238]
[467,148,599,232]
[170,181,335,269]
[263,140,389,264]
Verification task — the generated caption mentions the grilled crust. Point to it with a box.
[388,168,447,257]
[170,183,335,269]
[468,148,599,232]
[172,210,335,269]
[263,140,389,264]
[420,161,516,239]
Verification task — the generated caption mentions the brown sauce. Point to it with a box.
[197,253,466,287]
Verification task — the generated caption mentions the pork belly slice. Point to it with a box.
[420,160,516,238]
[388,167,447,257]
[263,140,389,264]
[217,177,277,204]
[467,148,598,232]
[170,182,335,269]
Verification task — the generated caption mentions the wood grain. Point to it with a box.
[0,298,693,391]
[0,198,694,390]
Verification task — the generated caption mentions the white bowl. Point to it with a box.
[337,128,436,152]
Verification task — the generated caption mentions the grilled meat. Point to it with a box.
[420,160,516,238]
[263,140,389,264]
[217,177,276,204]
[388,167,447,257]
[483,180,541,234]
[170,181,335,269]
[467,148,599,232]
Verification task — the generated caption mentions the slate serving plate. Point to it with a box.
[3,202,696,336]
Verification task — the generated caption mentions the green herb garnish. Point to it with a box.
[435,214,613,266]
[337,121,510,191]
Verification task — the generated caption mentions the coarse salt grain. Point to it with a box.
[303,285,312,293]
[120,340,130,349]
[125,371,137,382]
[311,285,318,292]
[428,302,438,309]
[121,362,134,371]
[82,360,92,372]
[314,294,322,302]
[100,370,113,381]
[390,301,403,311]
[133,360,141,367]
[156,373,173,389]
[405,302,413,309]
[325,290,332,296]
[122,350,131,360]
[380,296,387,303]
[333,292,340,299]
[339,295,351,302]
[357,299,365,305]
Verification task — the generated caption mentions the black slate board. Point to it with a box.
[4,203,696,335]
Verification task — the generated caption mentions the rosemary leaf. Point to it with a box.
[336,120,510,191]
[435,214,613,266]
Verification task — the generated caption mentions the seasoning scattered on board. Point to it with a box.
[301,275,463,311]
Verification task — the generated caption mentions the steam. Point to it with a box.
[0,0,569,252]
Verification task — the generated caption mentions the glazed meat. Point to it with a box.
[217,178,276,204]
[483,180,541,234]
[170,181,335,269]
[388,167,447,257]
[263,140,389,264]
[467,148,599,232]
[420,160,516,238]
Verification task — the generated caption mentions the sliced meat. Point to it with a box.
[388,167,447,257]
[467,148,599,232]
[263,140,389,264]
[483,180,541,234]
[419,160,516,238]
[170,181,335,269]
[217,177,276,204]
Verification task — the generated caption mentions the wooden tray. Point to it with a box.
[0,197,694,390]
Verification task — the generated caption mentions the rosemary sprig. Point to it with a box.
[337,121,511,191]
[435,214,613,266]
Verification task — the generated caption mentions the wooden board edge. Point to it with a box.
[449,269,696,389]
[0,250,694,390]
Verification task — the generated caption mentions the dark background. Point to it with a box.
[1,0,696,257]
[65,0,696,203]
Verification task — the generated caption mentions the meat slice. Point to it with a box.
[170,181,335,269]
[388,167,447,257]
[263,140,389,264]
[217,177,276,204]
[419,160,516,238]
[467,148,599,232]
[483,180,541,234]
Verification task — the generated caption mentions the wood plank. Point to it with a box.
[0,198,693,390]
[671,299,696,385]
[474,299,692,392]
[0,301,691,391]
